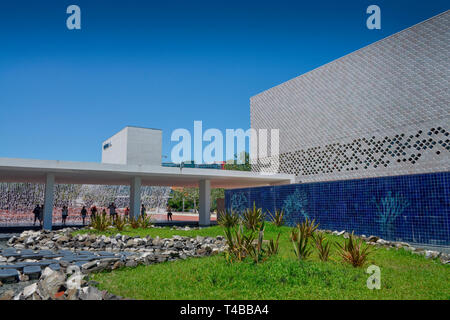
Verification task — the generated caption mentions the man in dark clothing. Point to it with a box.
[80,206,87,225]
[90,205,98,220]
[167,206,173,221]
[33,205,40,226]
[108,203,117,221]
[61,206,68,226]
[141,204,146,218]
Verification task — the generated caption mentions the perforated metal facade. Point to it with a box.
[250,11,450,182]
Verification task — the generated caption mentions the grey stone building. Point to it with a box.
[250,10,449,183]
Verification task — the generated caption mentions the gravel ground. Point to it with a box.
[0,238,10,250]
[0,279,37,298]
[0,237,39,297]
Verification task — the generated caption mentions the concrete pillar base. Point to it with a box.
[43,174,55,231]
[199,179,211,226]
[130,177,142,219]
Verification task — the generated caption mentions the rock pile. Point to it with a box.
[0,228,227,299]
[7,228,226,255]
[1,266,124,300]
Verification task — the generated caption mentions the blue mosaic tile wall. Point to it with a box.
[225,172,450,246]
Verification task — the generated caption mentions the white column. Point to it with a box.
[43,173,55,230]
[130,177,141,219]
[199,179,211,226]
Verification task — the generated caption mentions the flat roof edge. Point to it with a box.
[102,126,163,143]
[0,157,295,182]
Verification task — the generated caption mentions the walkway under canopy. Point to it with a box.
[0,158,294,230]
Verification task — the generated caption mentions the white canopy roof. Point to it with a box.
[0,158,294,189]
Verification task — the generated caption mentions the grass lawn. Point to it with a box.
[75,225,225,239]
[84,224,450,300]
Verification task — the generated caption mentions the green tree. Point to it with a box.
[211,188,225,212]
[224,151,251,171]
[167,187,225,213]
[184,187,199,212]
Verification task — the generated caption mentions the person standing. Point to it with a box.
[167,206,173,221]
[33,204,40,226]
[61,205,68,226]
[140,204,146,218]
[108,203,117,221]
[124,206,130,219]
[80,206,87,225]
[90,205,98,220]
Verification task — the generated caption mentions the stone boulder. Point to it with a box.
[37,269,66,299]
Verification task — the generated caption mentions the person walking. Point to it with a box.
[140,204,146,218]
[167,206,173,221]
[33,204,40,226]
[80,206,87,225]
[61,205,68,226]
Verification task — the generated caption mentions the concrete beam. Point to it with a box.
[130,177,141,219]
[0,157,295,188]
[199,179,211,226]
[43,173,55,230]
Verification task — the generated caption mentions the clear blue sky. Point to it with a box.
[0,0,448,163]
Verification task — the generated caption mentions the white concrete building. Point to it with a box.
[102,126,162,166]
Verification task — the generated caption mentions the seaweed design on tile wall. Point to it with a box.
[230,192,248,213]
[373,191,410,239]
[282,188,309,224]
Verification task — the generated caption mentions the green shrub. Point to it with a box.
[267,232,281,256]
[138,215,153,228]
[335,232,372,267]
[247,224,266,263]
[90,212,111,231]
[242,202,265,231]
[217,210,241,228]
[128,216,140,229]
[267,209,285,227]
[224,223,255,263]
[290,218,318,243]
[298,218,319,238]
[114,214,127,231]
[314,231,331,262]
[291,225,312,260]
[223,221,280,264]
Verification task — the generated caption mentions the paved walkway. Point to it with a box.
[152,213,217,222]
[0,212,216,227]
[0,213,217,233]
